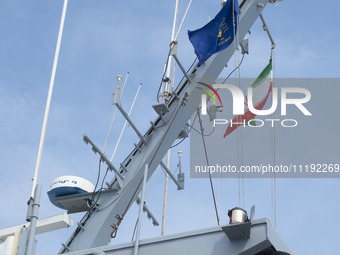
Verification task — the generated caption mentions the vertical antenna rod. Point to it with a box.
[30,0,68,199]
[103,73,129,153]
[111,83,142,161]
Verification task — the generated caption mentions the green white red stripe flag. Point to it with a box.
[224,59,273,137]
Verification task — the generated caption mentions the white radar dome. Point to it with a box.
[47,176,95,210]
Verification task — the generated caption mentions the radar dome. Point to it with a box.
[47,176,95,209]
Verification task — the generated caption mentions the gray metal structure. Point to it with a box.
[59,0,289,254]
[62,218,290,255]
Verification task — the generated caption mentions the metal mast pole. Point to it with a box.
[26,184,42,255]
[60,1,272,251]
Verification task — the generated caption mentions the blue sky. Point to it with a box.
[1,0,340,254]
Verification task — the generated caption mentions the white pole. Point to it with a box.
[164,0,180,99]
[166,0,179,79]
[110,83,142,161]
[30,0,68,199]
[161,0,181,234]
[134,164,149,255]
[174,0,192,41]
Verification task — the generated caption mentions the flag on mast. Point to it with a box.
[224,59,273,137]
[188,0,239,67]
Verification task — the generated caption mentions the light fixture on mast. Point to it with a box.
[116,75,123,88]
[112,75,123,105]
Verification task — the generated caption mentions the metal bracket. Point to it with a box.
[177,124,189,139]
[134,143,142,153]
[83,134,124,188]
[135,197,159,226]
[115,104,148,145]
[222,221,251,241]
[160,161,184,190]
[240,38,249,55]
[150,121,157,130]
[112,86,121,105]
[177,172,184,190]
[207,105,223,122]
[76,222,85,231]
[120,163,128,173]
[259,14,276,50]
[54,189,119,214]
[61,243,70,252]
[152,103,169,116]
[169,41,192,83]
[257,2,265,8]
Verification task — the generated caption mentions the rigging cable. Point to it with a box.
[222,54,245,84]
[197,109,220,225]
[90,160,110,210]
[91,159,102,204]
[64,160,110,253]
[187,124,215,137]
[272,48,277,229]
[170,137,185,148]
[231,0,244,208]
[170,108,199,148]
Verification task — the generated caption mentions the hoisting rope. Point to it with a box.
[197,109,220,225]
[231,0,245,209]
[270,48,277,229]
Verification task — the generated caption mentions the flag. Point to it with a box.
[188,0,239,67]
[224,59,273,137]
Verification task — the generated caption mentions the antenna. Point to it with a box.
[116,75,123,88]
[103,73,129,153]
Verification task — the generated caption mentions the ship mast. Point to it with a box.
[60,0,275,252]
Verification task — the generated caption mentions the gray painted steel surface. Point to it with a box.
[62,218,291,255]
